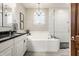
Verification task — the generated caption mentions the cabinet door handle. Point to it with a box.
[24,40,25,43]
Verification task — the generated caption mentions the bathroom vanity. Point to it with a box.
[0,3,28,56]
[0,32,27,56]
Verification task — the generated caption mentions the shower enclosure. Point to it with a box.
[48,8,70,43]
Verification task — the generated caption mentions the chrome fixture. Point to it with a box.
[4,4,8,16]
[36,3,42,16]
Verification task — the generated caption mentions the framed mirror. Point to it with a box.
[0,3,16,28]
[3,3,13,27]
[20,12,24,30]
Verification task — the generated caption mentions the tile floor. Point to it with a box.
[24,49,69,56]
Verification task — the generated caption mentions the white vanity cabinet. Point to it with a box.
[0,39,14,56]
[14,34,27,56]
[0,34,28,56]
[15,38,24,56]
[0,46,13,56]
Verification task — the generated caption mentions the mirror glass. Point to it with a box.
[0,3,2,26]
[3,3,13,27]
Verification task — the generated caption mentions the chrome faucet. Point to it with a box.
[48,33,53,39]
[50,34,53,38]
[9,31,12,37]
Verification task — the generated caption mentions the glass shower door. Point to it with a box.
[54,9,70,42]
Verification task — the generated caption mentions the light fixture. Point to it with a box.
[36,3,42,16]
[4,4,8,16]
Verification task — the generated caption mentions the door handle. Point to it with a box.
[71,36,74,40]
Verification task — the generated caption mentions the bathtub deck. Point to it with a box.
[24,49,69,56]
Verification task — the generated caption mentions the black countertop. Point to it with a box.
[0,33,27,43]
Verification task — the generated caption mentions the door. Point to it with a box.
[71,3,76,56]
[71,3,79,56]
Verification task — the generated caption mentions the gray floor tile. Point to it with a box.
[24,49,69,56]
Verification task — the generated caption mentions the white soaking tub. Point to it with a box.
[27,31,60,52]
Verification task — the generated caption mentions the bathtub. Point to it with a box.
[27,31,60,52]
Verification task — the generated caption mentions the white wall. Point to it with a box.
[49,8,70,42]
[24,8,49,31]
[14,3,26,30]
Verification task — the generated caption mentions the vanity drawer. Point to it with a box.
[14,36,24,43]
[14,35,27,43]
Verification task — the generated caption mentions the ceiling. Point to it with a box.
[22,3,70,8]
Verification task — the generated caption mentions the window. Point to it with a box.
[34,10,45,25]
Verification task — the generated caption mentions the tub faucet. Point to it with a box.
[50,34,53,38]
[48,33,54,39]
[48,34,52,39]
[48,34,51,39]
